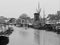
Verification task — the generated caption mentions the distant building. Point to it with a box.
[7,18,16,24]
[57,11,60,15]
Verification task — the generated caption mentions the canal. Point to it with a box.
[8,26,60,45]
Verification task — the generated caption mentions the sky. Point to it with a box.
[0,0,59,18]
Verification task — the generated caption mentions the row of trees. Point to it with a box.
[47,11,60,24]
[0,11,60,26]
[0,13,32,27]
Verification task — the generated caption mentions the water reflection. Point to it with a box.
[19,31,29,38]
[8,27,34,45]
[34,30,40,45]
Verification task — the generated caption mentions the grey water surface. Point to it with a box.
[8,26,60,45]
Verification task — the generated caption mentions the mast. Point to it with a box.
[43,8,46,24]
[43,8,45,19]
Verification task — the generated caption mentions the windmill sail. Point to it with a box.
[36,2,41,15]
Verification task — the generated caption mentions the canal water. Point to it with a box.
[8,26,60,45]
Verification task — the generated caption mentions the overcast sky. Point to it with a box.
[0,0,59,18]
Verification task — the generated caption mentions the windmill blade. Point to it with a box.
[38,8,41,13]
[36,2,41,13]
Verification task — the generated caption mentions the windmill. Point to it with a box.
[33,2,42,29]
[34,2,41,21]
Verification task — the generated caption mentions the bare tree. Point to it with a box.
[47,14,60,24]
[18,13,31,29]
